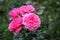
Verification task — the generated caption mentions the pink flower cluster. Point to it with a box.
[8,5,41,35]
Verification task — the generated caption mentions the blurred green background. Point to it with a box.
[0,0,60,40]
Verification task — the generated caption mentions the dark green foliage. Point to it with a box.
[0,0,60,40]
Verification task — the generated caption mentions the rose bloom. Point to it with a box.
[9,8,19,17]
[8,18,22,35]
[19,5,35,16]
[23,13,41,31]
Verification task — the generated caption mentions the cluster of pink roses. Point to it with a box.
[8,5,41,35]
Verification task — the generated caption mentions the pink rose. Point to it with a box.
[19,5,35,16]
[8,18,22,35]
[23,13,41,31]
[9,8,19,17]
